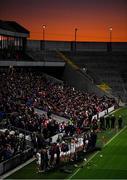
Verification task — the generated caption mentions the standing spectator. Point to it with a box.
[105,116,110,129]
[111,114,116,129]
[118,115,123,129]
[3,144,14,160]
[92,117,98,130]
[41,148,49,172]
[36,150,41,173]
[44,148,49,171]
[83,133,88,152]
[31,132,38,154]
[55,143,60,166]
[99,116,105,130]
[49,144,55,167]
[90,130,97,149]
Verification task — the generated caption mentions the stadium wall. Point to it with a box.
[27,40,127,52]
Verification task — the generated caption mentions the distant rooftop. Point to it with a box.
[0,20,29,37]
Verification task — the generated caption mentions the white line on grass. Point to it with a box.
[67,125,127,180]
[66,151,99,180]
[104,125,127,147]
[0,157,36,179]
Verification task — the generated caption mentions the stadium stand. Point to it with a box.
[0,20,32,61]
[26,50,64,62]
[0,68,115,174]
[0,20,126,176]
[63,51,127,103]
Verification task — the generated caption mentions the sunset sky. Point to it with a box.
[0,0,127,42]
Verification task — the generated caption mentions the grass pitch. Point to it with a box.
[69,126,127,179]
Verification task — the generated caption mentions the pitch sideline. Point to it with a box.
[67,125,127,180]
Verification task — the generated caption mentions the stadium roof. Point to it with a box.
[0,20,30,38]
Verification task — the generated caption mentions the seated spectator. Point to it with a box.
[0,130,27,162]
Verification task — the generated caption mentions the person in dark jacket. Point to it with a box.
[41,148,49,172]
[118,115,123,129]
[55,143,60,166]
[105,116,110,129]
[111,114,116,129]
[99,116,105,130]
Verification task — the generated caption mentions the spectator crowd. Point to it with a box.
[0,129,26,162]
[0,68,117,166]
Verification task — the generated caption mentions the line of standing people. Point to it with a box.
[99,114,123,130]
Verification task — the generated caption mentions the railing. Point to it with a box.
[0,123,32,136]
[35,106,115,123]
[0,147,33,176]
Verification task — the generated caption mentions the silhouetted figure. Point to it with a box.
[49,144,55,167]
[105,116,110,129]
[118,115,123,129]
[100,116,105,130]
[41,148,49,172]
[90,130,97,149]
[55,143,60,166]
[111,115,116,129]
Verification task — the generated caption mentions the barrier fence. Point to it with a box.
[0,148,33,176]
[35,106,115,123]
